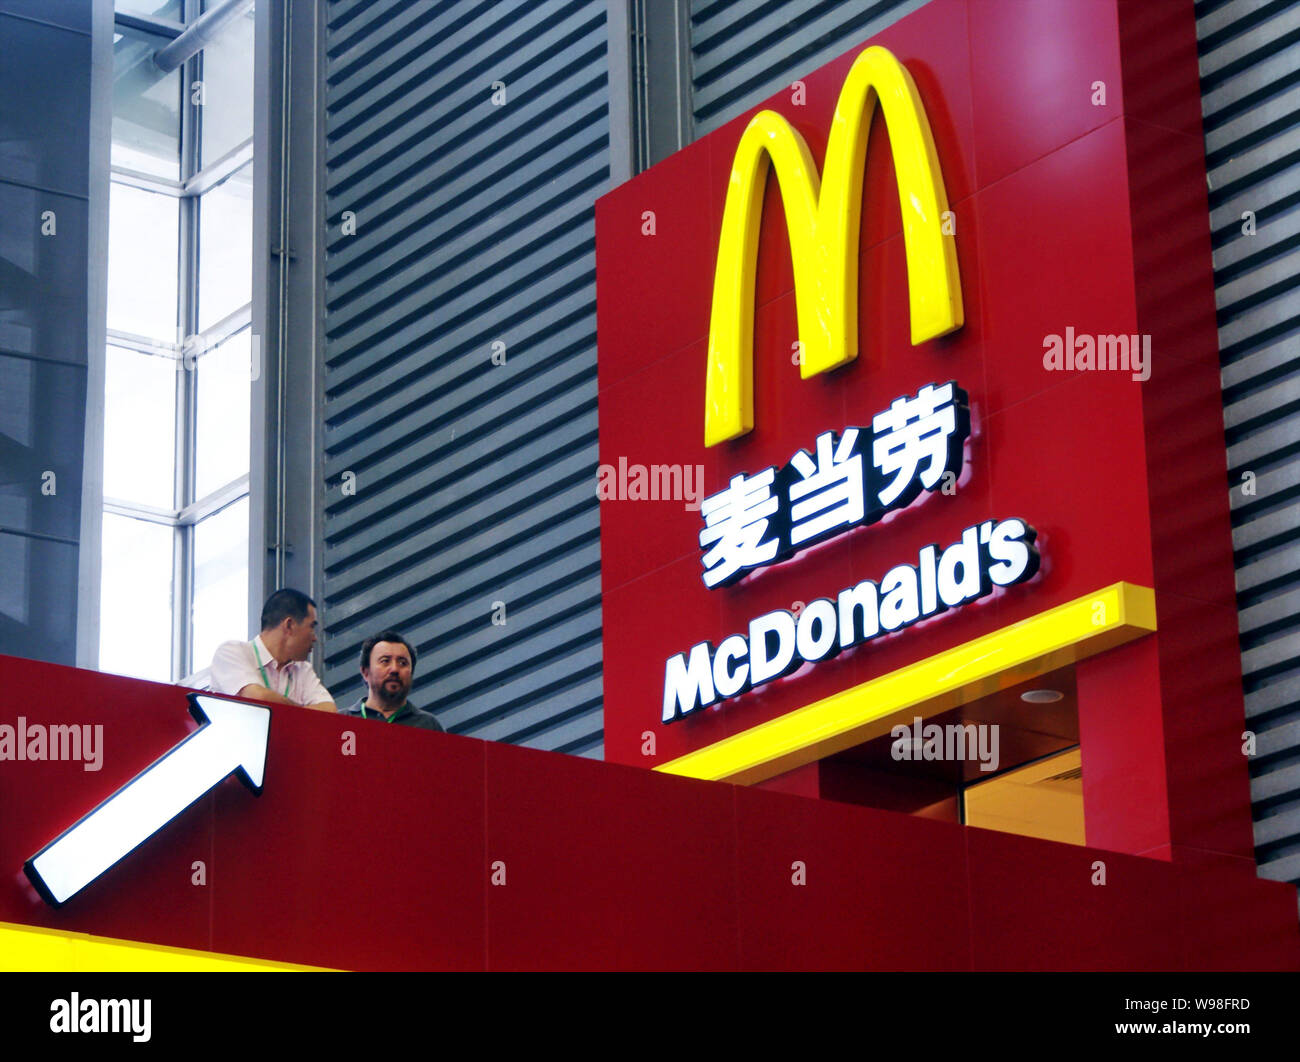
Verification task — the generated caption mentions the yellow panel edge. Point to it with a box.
[0,920,335,972]
[655,582,1157,784]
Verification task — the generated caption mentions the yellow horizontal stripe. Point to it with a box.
[655,582,1156,785]
[0,920,333,972]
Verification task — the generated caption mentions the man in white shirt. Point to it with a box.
[208,588,336,712]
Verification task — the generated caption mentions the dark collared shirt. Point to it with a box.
[339,698,444,732]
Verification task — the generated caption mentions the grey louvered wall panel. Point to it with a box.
[1198,0,1300,892]
[320,0,608,756]
[690,0,928,134]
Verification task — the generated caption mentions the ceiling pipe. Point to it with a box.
[152,0,254,74]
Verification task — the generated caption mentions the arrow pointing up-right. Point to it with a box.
[190,695,271,791]
[24,694,271,907]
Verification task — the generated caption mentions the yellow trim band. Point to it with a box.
[655,582,1156,784]
[0,920,332,972]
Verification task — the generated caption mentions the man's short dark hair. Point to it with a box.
[360,631,418,673]
[260,588,316,631]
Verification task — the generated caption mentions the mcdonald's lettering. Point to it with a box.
[705,45,963,447]
[663,518,1040,722]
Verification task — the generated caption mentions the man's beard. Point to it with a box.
[373,677,409,708]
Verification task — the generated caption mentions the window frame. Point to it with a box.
[101,0,255,683]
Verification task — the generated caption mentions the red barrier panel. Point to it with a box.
[1,655,1295,970]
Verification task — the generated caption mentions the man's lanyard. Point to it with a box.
[360,701,407,723]
[251,641,291,697]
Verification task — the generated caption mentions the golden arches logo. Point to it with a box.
[704,45,963,447]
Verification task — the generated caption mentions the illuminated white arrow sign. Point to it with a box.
[24,694,271,907]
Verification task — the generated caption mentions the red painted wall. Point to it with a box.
[0,655,1296,970]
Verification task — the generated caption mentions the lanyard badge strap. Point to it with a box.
[251,641,292,697]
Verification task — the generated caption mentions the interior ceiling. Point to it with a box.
[824,665,1080,785]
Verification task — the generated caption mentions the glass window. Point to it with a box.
[100,513,174,681]
[111,25,182,179]
[192,496,249,673]
[107,183,179,340]
[198,5,256,168]
[100,3,259,681]
[195,328,252,499]
[197,164,252,331]
[102,345,177,508]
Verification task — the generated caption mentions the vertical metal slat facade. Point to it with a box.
[320,0,608,755]
[689,0,928,134]
[1199,0,1300,894]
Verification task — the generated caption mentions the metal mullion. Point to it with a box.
[107,167,185,196]
[109,167,186,196]
[103,498,181,524]
[173,521,192,679]
[189,0,207,172]
[632,0,648,172]
[197,302,253,349]
[181,476,251,525]
[114,12,185,38]
[106,328,181,358]
[183,139,254,197]
[606,0,635,187]
[173,26,203,683]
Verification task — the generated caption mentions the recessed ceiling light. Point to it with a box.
[1021,689,1063,704]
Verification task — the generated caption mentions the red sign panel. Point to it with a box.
[597,0,1247,863]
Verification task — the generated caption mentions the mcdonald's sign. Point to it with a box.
[705,45,963,446]
[596,0,1242,841]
